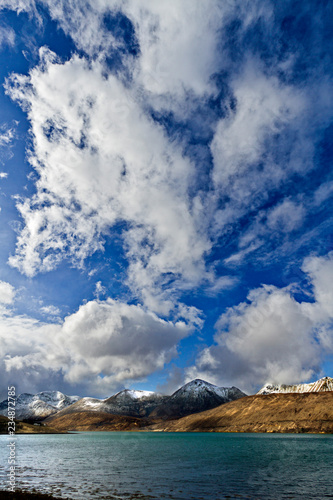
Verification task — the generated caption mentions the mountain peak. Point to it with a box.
[111,389,156,401]
[150,379,247,420]
[176,379,217,392]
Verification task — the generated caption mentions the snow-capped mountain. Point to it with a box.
[52,389,168,419]
[101,389,167,417]
[257,376,333,395]
[0,380,247,422]
[0,391,80,420]
[150,379,247,420]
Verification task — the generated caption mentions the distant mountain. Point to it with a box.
[101,389,168,417]
[0,391,80,421]
[153,392,333,434]
[0,380,246,423]
[150,379,247,420]
[257,376,333,395]
[52,389,168,419]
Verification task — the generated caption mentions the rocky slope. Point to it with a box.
[0,391,80,421]
[257,376,333,395]
[152,391,333,433]
[44,411,150,431]
[150,379,246,420]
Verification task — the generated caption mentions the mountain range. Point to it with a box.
[0,379,246,422]
[1,376,332,433]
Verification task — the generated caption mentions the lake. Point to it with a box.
[0,432,332,499]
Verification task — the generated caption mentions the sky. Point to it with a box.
[0,0,332,399]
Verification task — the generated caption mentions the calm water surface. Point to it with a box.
[0,432,332,499]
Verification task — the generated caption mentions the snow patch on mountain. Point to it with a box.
[257,376,333,395]
[123,390,155,399]
[0,391,80,420]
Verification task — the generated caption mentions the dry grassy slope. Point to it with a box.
[151,392,333,433]
[45,410,150,431]
[0,415,64,434]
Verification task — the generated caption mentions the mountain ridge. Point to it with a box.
[257,376,333,395]
[1,379,246,421]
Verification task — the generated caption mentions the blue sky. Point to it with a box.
[0,0,332,398]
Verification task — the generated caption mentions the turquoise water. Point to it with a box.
[0,432,333,499]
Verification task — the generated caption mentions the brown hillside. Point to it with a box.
[45,411,150,431]
[151,392,333,433]
[0,415,64,434]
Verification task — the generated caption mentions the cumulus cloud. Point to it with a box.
[60,299,191,390]
[187,252,333,393]
[0,292,193,396]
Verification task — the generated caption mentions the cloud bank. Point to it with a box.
[0,293,192,397]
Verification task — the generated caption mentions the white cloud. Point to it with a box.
[60,299,191,389]
[121,0,225,98]
[94,281,106,299]
[29,0,227,99]
[2,0,332,315]
[0,280,15,304]
[205,274,239,295]
[0,0,40,18]
[266,199,305,233]
[5,49,211,312]
[0,172,8,179]
[2,0,226,101]
[0,126,15,147]
[40,305,61,316]
[211,61,307,192]
[187,252,333,393]
[0,296,193,396]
